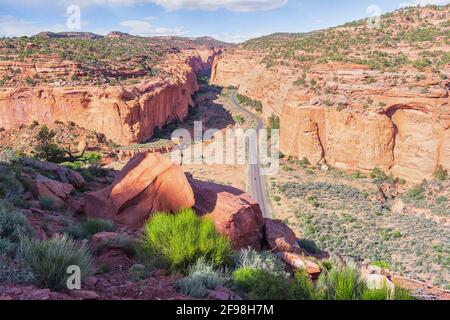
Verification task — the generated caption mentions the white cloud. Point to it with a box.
[7,0,288,12]
[119,18,188,36]
[211,31,265,43]
[0,16,65,37]
[399,0,450,8]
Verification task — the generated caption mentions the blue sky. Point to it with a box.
[0,0,448,42]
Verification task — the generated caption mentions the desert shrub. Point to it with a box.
[370,260,391,269]
[363,285,414,300]
[0,256,34,284]
[39,197,54,210]
[64,218,115,240]
[21,235,93,291]
[82,218,114,236]
[32,126,66,163]
[142,209,232,272]
[298,239,320,254]
[0,204,33,243]
[290,270,316,300]
[317,266,366,300]
[127,264,152,281]
[233,267,293,300]
[233,114,245,125]
[434,165,448,181]
[370,167,393,184]
[233,267,316,300]
[233,248,286,276]
[176,258,229,298]
[0,238,15,255]
[0,165,23,199]
[407,186,425,201]
[362,287,390,300]
[436,196,447,205]
[392,287,414,300]
[268,115,280,130]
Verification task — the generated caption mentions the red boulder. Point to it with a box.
[84,153,195,229]
[188,177,264,250]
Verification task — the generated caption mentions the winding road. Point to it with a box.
[229,91,272,218]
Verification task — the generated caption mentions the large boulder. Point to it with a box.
[277,252,321,277]
[263,218,301,253]
[84,153,195,229]
[188,177,264,250]
[22,158,86,188]
[29,178,74,208]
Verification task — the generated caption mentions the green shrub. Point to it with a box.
[298,239,320,254]
[317,266,366,300]
[434,165,448,181]
[64,218,115,240]
[82,218,114,236]
[39,197,54,210]
[407,186,425,201]
[0,204,33,242]
[362,287,389,300]
[0,238,15,255]
[176,258,229,298]
[370,260,391,269]
[363,285,414,300]
[392,287,414,300]
[233,248,286,276]
[127,264,152,281]
[0,256,34,284]
[233,267,293,300]
[142,209,232,272]
[290,270,316,300]
[436,196,447,205]
[233,114,245,125]
[0,165,23,199]
[21,235,93,291]
[32,126,66,163]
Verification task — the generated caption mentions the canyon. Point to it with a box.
[0,49,217,145]
[211,5,449,183]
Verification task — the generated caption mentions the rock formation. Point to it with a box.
[211,6,449,183]
[84,153,195,229]
[189,177,264,250]
[0,50,215,145]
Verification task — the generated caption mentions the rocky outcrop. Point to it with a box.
[0,51,213,145]
[189,177,264,250]
[263,218,301,253]
[84,153,195,229]
[29,178,74,208]
[277,252,321,277]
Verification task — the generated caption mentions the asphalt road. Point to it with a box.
[230,91,271,218]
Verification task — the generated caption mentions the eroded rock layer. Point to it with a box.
[211,6,449,183]
[0,50,213,145]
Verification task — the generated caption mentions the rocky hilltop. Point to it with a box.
[211,5,449,183]
[0,35,225,144]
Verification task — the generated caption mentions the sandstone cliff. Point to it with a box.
[0,50,215,145]
[211,6,449,183]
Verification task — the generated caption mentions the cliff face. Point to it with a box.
[0,50,214,145]
[211,56,449,183]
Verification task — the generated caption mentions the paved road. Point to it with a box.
[229,91,271,218]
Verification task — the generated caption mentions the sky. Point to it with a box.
[0,0,448,42]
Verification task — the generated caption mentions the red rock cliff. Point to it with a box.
[211,52,449,183]
[0,50,215,145]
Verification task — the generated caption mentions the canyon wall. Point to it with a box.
[0,50,214,145]
[211,50,449,183]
